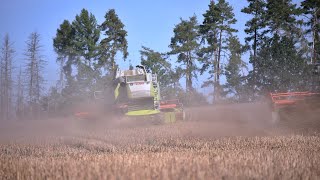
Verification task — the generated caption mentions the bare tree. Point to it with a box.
[16,67,25,120]
[0,34,15,121]
[24,32,46,119]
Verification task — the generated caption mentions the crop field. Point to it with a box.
[1,103,320,179]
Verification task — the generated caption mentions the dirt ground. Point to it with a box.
[0,103,320,179]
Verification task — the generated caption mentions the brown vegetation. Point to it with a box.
[0,103,320,179]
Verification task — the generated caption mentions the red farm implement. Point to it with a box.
[270,91,320,123]
[160,99,185,122]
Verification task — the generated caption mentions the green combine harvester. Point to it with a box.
[112,65,185,123]
[74,65,185,123]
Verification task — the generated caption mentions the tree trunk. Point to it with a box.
[215,29,223,102]
[187,52,193,93]
[25,32,45,120]
[213,51,218,102]
[311,9,318,64]
[1,35,14,120]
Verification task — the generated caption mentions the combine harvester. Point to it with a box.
[75,65,185,123]
[270,63,320,123]
[111,65,185,123]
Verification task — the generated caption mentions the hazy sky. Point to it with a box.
[1,0,297,92]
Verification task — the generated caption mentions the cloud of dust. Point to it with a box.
[1,100,319,145]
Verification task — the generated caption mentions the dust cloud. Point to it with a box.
[1,102,319,144]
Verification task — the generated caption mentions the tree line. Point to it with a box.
[1,0,319,120]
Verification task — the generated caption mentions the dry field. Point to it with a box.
[0,103,320,179]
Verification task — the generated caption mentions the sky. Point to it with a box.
[0,0,299,93]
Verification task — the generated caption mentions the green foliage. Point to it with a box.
[53,20,75,57]
[53,20,75,91]
[140,46,182,99]
[199,0,237,102]
[48,0,317,109]
[301,0,320,63]
[72,9,101,100]
[255,35,307,93]
[140,46,171,85]
[241,0,267,43]
[214,0,238,33]
[241,0,310,100]
[265,0,301,37]
[100,9,128,71]
[169,15,200,96]
[223,36,247,101]
[53,9,101,101]
[241,0,267,70]
[52,8,131,113]
[199,0,219,78]
[72,9,100,63]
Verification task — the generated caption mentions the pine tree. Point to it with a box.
[53,20,75,92]
[265,0,300,37]
[244,0,305,96]
[241,0,267,83]
[72,9,100,96]
[16,67,25,120]
[0,34,15,120]
[24,32,46,119]
[301,0,320,63]
[199,0,237,102]
[255,35,306,93]
[72,9,100,65]
[140,46,180,98]
[140,46,171,85]
[223,36,247,101]
[199,1,219,94]
[169,15,200,102]
[54,9,101,100]
[100,9,128,72]
[53,9,105,104]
